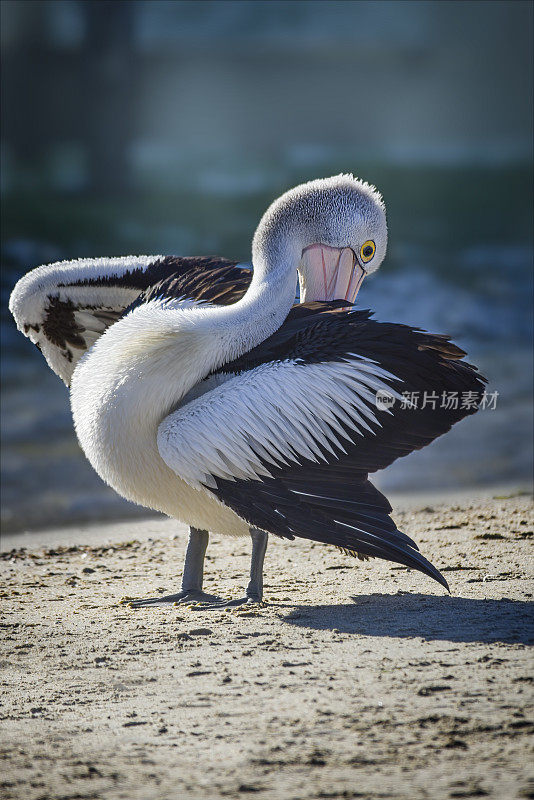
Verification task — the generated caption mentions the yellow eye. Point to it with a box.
[360,240,375,263]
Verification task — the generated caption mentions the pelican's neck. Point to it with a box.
[76,235,299,422]
[122,217,311,406]
[159,248,297,400]
[202,250,298,368]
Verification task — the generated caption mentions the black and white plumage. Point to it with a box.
[9,174,486,603]
[202,303,483,587]
[9,254,250,386]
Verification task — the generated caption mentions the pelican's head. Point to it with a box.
[253,173,387,305]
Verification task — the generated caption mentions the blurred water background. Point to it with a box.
[1,0,532,533]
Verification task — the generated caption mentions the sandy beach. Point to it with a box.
[1,490,533,800]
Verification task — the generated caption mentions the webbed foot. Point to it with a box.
[193,595,264,610]
[127,590,221,608]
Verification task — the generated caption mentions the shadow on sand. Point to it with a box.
[283,593,534,644]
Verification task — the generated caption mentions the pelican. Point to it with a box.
[9,175,485,607]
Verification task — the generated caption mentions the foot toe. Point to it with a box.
[128,590,220,608]
[194,596,264,610]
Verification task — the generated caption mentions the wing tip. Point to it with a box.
[418,557,450,593]
[435,568,450,593]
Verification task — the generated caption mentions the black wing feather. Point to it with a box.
[208,305,487,590]
[125,256,250,311]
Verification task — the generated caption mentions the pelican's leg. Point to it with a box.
[198,528,268,609]
[245,527,269,602]
[129,527,221,607]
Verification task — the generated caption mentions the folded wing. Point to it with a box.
[158,306,487,589]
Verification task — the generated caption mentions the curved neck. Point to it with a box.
[203,249,297,367]
[96,234,298,418]
[88,199,333,425]
[164,208,324,385]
